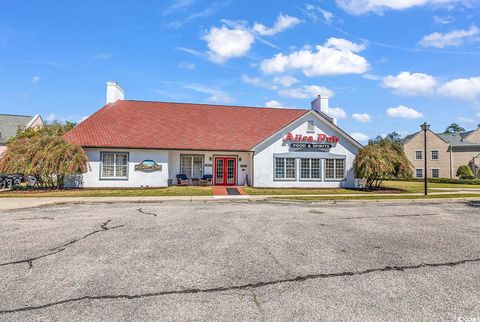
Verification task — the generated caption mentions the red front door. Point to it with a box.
[214,157,237,185]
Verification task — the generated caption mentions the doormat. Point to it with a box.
[226,188,241,195]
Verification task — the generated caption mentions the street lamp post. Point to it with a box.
[420,122,430,196]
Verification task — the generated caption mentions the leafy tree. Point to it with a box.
[456,165,474,179]
[369,131,403,145]
[444,123,465,134]
[0,122,87,189]
[354,137,412,190]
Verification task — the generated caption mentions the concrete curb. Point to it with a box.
[1,194,480,210]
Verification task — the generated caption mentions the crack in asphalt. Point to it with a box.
[0,220,124,269]
[15,217,54,221]
[137,208,157,217]
[1,256,479,314]
[338,213,442,220]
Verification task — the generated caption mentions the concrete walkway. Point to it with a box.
[1,190,480,210]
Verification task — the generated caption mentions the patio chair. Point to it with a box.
[176,174,189,186]
[198,174,213,186]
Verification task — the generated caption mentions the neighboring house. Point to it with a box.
[64,82,362,188]
[403,126,480,178]
[0,114,44,155]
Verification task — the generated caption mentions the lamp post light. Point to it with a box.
[420,122,430,196]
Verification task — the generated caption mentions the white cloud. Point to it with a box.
[183,84,235,103]
[458,116,476,123]
[439,76,480,100]
[272,75,299,87]
[352,113,371,122]
[45,113,87,123]
[163,0,196,15]
[433,15,455,24]
[362,73,382,80]
[335,0,462,15]
[324,37,366,52]
[279,85,333,99]
[386,105,424,119]
[382,71,438,96]
[350,132,370,142]
[252,14,301,36]
[419,25,479,48]
[31,76,40,83]
[178,62,196,69]
[302,4,334,24]
[203,25,255,63]
[265,100,285,108]
[241,74,277,89]
[260,38,369,77]
[329,107,347,119]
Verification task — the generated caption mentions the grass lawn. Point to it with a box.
[0,186,213,198]
[273,193,480,201]
[244,187,372,195]
[245,180,480,195]
[381,180,480,193]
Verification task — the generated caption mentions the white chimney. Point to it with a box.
[311,95,329,115]
[106,81,125,104]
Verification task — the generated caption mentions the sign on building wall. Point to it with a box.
[135,160,162,172]
[284,133,339,151]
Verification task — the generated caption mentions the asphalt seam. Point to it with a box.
[0,220,124,269]
[136,208,157,217]
[1,256,479,314]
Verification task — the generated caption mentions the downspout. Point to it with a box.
[449,145,453,178]
[251,152,255,187]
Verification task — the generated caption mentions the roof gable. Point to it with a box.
[0,114,34,144]
[251,110,363,151]
[64,100,309,151]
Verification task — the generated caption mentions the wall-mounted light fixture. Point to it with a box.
[209,156,212,161]
[239,157,242,162]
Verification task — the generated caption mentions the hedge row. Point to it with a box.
[390,178,480,185]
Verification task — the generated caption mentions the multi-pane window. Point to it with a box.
[307,120,315,132]
[431,150,439,160]
[325,159,345,180]
[300,158,321,180]
[431,169,440,178]
[101,152,128,179]
[415,151,423,160]
[181,155,204,178]
[275,158,296,180]
[416,168,423,178]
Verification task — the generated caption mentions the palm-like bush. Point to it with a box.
[354,138,412,190]
[0,122,87,189]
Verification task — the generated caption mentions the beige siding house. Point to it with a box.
[403,126,480,178]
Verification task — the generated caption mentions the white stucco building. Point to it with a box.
[64,83,362,188]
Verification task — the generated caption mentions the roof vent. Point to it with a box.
[106,82,125,104]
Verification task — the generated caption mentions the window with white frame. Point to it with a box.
[307,120,315,133]
[431,168,440,178]
[101,152,128,179]
[274,158,296,180]
[300,158,321,180]
[431,150,439,160]
[180,155,204,178]
[325,159,345,180]
[416,168,423,178]
[415,151,423,160]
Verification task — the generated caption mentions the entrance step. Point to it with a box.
[212,186,246,196]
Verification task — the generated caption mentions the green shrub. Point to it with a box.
[456,165,475,180]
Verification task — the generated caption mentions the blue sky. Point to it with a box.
[1,0,480,143]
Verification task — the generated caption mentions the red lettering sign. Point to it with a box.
[284,132,339,143]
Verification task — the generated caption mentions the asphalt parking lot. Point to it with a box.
[1,200,479,321]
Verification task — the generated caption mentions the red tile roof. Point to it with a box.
[64,100,308,151]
